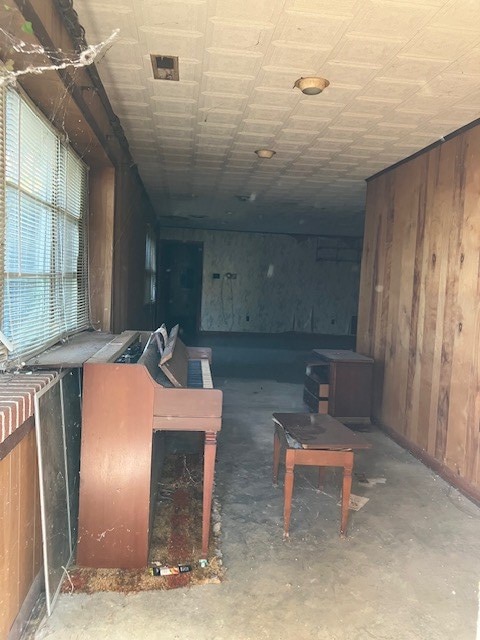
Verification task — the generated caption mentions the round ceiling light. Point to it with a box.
[255,149,276,159]
[294,76,330,95]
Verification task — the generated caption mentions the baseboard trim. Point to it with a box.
[8,570,44,640]
[199,330,354,338]
[376,420,480,507]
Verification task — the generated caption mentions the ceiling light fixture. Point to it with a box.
[294,76,330,95]
[255,149,276,159]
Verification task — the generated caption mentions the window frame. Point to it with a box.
[0,84,90,364]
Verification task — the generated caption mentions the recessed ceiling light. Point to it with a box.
[294,76,330,95]
[255,149,276,159]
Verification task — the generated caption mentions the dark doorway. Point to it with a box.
[158,241,203,340]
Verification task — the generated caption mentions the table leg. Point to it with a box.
[283,450,295,538]
[318,466,326,490]
[273,428,281,486]
[202,431,217,557]
[340,454,354,537]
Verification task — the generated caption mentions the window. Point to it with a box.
[0,86,89,363]
[144,228,156,304]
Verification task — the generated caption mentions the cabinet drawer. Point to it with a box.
[303,388,329,414]
[306,363,329,379]
[304,374,329,399]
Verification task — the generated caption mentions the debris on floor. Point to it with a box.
[356,474,387,487]
[60,454,224,594]
[337,493,370,511]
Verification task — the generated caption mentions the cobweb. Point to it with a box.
[0,27,119,87]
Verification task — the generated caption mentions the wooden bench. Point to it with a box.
[272,412,371,538]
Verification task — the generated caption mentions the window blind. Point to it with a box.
[0,86,7,365]
[1,87,89,362]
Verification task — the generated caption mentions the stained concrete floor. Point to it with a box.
[35,341,480,640]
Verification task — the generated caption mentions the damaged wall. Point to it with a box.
[158,228,360,334]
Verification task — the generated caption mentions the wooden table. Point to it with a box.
[272,412,371,538]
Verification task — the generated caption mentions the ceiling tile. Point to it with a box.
[332,34,405,65]
[75,0,480,236]
[432,2,480,32]
[214,0,279,22]
[289,0,357,15]
[348,0,437,39]
[206,48,263,76]
[401,27,480,61]
[203,72,254,94]
[267,41,331,71]
[209,18,274,50]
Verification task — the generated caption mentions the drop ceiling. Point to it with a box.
[74,0,480,236]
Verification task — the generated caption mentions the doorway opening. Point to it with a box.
[158,240,204,341]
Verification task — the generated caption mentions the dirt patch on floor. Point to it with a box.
[62,454,223,594]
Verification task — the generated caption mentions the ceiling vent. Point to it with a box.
[151,55,179,81]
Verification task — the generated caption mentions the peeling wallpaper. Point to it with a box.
[158,228,360,335]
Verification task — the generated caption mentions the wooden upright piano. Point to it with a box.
[76,326,222,569]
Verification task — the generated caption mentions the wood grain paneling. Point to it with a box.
[358,124,480,497]
[112,167,157,333]
[89,167,115,332]
[0,426,42,640]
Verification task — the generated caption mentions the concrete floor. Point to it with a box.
[35,342,480,640]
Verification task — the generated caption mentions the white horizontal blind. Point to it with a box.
[0,86,7,366]
[1,87,89,361]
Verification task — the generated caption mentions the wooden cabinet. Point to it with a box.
[303,349,373,420]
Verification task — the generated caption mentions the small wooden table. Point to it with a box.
[272,412,371,538]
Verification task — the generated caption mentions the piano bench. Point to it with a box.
[272,412,371,538]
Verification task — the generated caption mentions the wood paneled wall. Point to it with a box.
[357,124,480,497]
[0,423,42,640]
[89,168,115,332]
[111,167,157,333]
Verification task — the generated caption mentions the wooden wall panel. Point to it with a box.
[89,167,115,332]
[0,426,42,639]
[0,446,15,640]
[17,428,36,607]
[112,167,156,333]
[358,124,480,498]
